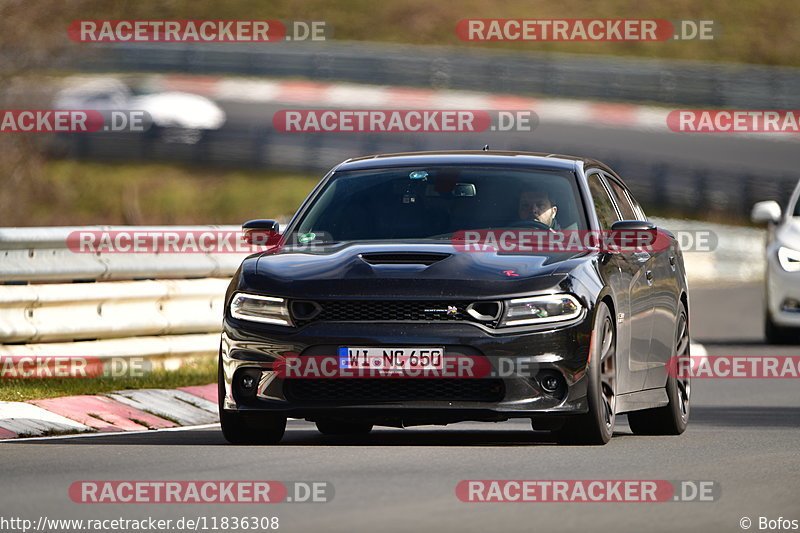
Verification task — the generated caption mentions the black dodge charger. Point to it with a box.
[219,151,691,445]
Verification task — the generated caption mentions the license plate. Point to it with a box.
[338,347,444,371]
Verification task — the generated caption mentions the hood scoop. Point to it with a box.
[359,252,451,266]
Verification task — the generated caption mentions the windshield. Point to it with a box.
[291,166,587,242]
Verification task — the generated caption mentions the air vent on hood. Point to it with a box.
[359,252,451,266]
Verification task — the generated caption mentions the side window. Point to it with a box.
[604,177,639,221]
[587,173,618,230]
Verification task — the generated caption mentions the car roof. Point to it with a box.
[333,150,610,173]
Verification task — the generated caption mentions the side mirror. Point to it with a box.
[751,201,781,224]
[610,220,656,232]
[242,219,282,246]
[608,220,660,252]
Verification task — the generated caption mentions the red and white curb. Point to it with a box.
[32,395,176,432]
[0,402,89,438]
[0,344,707,440]
[0,383,216,440]
[59,73,798,141]
[156,74,671,131]
[106,388,217,426]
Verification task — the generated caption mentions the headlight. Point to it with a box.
[778,246,800,272]
[499,294,582,327]
[230,293,293,326]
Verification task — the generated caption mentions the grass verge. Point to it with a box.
[43,1,800,67]
[21,159,320,227]
[0,357,217,403]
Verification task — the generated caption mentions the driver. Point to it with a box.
[518,188,559,229]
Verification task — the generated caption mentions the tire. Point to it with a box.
[316,419,374,435]
[765,311,799,345]
[556,302,616,445]
[218,356,286,445]
[628,305,690,436]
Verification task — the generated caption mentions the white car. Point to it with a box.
[751,179,800,344]
[54,77,226,143]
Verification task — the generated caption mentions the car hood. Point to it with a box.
[241,242,591,299]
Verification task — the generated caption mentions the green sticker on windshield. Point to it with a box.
[298,232,316,244]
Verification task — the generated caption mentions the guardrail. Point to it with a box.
[0,226,246,372]
[0,221,763,374]
[650,217,765,284]
[0,226,243,282]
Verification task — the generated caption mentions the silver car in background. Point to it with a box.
[751,179,800,344]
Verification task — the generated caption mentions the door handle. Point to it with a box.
[669,255,677,271]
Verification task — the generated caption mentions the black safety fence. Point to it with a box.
[49,126,796,221]
[65,41,800,109]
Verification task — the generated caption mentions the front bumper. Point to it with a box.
[220,316,594,425]
[767,248,800,327]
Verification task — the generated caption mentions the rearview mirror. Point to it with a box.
[242,219,282,246]
[751,201,781,224]
[453,183,477,197]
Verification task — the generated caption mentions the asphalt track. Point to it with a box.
[75,90,800,219]
[214,99,800,215]
[217,100,800,177]
[2,282,799,533]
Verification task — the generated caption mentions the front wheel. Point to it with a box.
[628,305,690,435]
[556,302,616,445]
[765,311,800,345]
[218,356,286,444]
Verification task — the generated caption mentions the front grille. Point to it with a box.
[291,300,472,325]
[283,378,505,403]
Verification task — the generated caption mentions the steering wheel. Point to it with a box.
[507,220,551,230]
